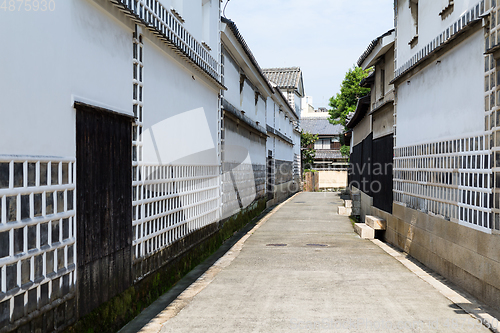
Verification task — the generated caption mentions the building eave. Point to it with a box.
[221,17,274,94]
[357,29,395,68]
[392,8,483,85]
[110,0,226,90]
[346,94,371,129]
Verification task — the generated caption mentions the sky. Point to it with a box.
[223,0,395,109]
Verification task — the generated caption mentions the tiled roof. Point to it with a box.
[357,29,395,67]
[263,67,302,89]
[300,118,343,136]
[315,150,344,160]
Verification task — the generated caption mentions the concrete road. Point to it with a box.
[149,193,491,332]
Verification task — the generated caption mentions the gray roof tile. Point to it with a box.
[315,150,344,159]
[301,118,343,136]
[263,67,302,89]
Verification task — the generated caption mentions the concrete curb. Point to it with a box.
[126,193,300,333]
[371,239,500,333]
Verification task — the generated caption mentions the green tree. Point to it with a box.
[340,145,350,158]
[301,131,318,170]
[328,66,371,131]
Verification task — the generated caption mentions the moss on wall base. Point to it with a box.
[65,198,267,333]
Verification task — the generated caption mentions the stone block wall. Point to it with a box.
[370,203,500,310]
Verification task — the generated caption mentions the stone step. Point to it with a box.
[344,200,353,208]
[337,206,352,216]
[354,223,375,239]
[365,215,387,230]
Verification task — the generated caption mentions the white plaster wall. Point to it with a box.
[275,110,281,132]
[141,35,219,165]
[396,29,483,147]
[224,126,266,166]
[266,136,275,157]
[242,81,254,114]
[222,51,241,108]
[256,97,266,125]
[222,48,267,126]
[0,0,132,158]
[267,100,276,127]
[275,139,293,161]
[397,0,482,67]
[293,94,301,118]
[293,131,301,157]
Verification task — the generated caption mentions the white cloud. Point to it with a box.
[224,0,394,108]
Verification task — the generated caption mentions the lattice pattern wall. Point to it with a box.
[132,165,220,263]
[130,27,221,276]
[394,135,492,232]
[484,0,500,232]
[0,157,76,329]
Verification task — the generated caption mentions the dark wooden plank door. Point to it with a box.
[75,104,132,318]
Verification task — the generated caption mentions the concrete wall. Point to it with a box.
[318,171,348,189]
[371,203,500,311]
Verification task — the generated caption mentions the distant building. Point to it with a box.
[263,67,305,119]
[220,17,300,212]
[301,118,346,171]
[263,67,304,185]
[347,29,395,215]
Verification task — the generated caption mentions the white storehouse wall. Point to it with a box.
[0,0,224,330]
[395,29,484,148]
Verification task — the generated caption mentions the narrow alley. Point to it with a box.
[125,193,491,333]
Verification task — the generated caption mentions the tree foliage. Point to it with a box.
[340,145,350,158]
[328,66,371,131]
[301,131,318,169]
